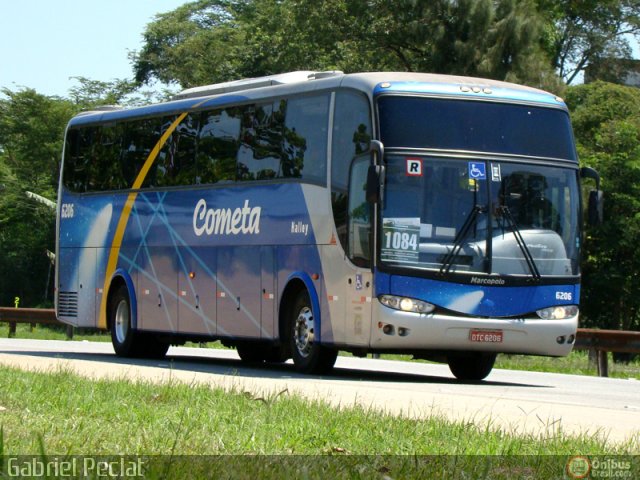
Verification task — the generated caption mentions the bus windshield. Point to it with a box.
[380,156,581,277]
[377,96,581,279]
[378,96,576,160]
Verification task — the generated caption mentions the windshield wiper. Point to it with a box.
[439,205,485,276]
[497,205,542,282]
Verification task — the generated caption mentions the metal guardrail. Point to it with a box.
[0,308,637,376]
[0,307,73,339]
[574,328,640,377]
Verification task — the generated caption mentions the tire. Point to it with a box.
[447,352,497,381]
[263,346,288,364]
[289,291,337,375]
[236,343,266,363]
[236,343,286,364]
[109,285,139,357]
[138,333,169,359]
[109,284,168,359]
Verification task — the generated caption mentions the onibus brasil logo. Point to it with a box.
[566,456,633,479]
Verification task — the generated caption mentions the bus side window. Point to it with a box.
[93,123,125,191]
[120,119,161,188]
[152,116,178,187]
[156,114,199,187]
[283,94,330,184]
[198,107,241,184]
[348,156,372,267]
[237,102,284,181]
[63,128,92,192]
[331,91,372,256]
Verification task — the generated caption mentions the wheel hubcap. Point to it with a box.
[294,306,314,358]
[114,300,129,344]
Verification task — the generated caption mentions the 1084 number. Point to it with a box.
[384,231,418,250]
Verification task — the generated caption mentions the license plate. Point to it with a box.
[469,329,503,343]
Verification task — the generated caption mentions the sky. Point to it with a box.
[0,0,191,97]
[1,1,638,98]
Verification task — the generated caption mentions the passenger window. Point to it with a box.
[237,101,285,181]
[155,114,199,187]
[63,127,94,192]
[284,95,329,184]
[92,124,125,191]
[120,118,162,188]
[198,107,241,184]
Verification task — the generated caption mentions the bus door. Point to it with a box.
[344,156,374,345]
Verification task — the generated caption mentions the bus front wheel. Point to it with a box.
[289,291,337,375]
[447,352,497,381]
[237,343,287,364]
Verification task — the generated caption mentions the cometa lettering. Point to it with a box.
[193,199,261,236]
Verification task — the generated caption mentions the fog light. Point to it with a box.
[556,335,566,344]
[382,324,395,335]
[398,327,410,337]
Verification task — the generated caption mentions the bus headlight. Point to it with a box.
[536,305,578,320]
[379,295,435,314]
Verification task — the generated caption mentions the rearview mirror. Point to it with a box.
[366,140,386,204]
[580,167,603,226]
[370,140,384,165]
[366,165,385,204]
[588,189,604,226]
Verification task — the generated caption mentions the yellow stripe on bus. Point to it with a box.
[97,112,189,329]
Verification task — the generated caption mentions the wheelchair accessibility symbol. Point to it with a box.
[468,162,486,180]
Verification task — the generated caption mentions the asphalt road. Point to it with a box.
[0,338,638,444]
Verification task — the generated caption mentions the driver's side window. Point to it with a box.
[330,91,372,261]
[348,157,371,267]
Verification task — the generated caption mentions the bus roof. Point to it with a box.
[68,71,566,127]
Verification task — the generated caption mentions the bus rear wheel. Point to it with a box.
[110,285,139,357]
[109,285,168,359]
[289,291,337,375]
[447,352,497,381]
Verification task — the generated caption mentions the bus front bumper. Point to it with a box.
[370,303,578,357]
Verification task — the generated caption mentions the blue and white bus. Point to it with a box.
[56,71,601,380]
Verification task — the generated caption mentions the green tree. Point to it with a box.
[0,88,75,191]
[68,76,173,109]
[565,81,640,331]
[132,0,561,91]
[537,0,640,84]
[0,76,159,308]
[0,89,75,307]
[133,0,247,87]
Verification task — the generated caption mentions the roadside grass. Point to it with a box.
[0,365,637,479]
[495,352,640,379]
[347,350,640,380]
[4,323,640,379]
[4,323,111,342]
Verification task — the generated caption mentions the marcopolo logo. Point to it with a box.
[193,199,261,237]
[470,276,506,286]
